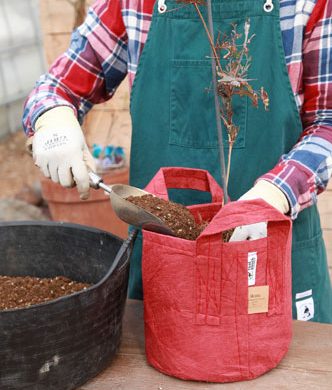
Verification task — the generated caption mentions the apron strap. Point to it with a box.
[144,167,224,203]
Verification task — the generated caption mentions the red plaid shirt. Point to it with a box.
[23,0,332,219]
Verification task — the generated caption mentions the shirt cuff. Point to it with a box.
[258,161,318,220]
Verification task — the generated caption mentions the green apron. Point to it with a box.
[129,0,332,323]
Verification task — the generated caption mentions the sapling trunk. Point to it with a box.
[177,0,269,198]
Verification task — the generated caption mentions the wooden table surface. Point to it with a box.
[318,184,332,279]
[79,300,332,390]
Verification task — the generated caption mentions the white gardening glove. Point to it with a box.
[32,106,95,200]
[229,180,289,242]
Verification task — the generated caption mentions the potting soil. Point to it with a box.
[126,194,207,240]
[127,194,234,242]
[0,275,91,310]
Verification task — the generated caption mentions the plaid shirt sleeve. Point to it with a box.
[22,0,128,136]
[260,0,332,219]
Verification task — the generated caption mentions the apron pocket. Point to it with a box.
[291,233,323,321]
[292,234,322,292]
[170,59,247,149]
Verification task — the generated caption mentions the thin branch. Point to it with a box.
[193,4,225,77]
[226,140,234,187]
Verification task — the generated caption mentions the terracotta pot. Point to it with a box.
[41,167,129,238]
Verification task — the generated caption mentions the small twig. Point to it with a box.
[234,20,249,76]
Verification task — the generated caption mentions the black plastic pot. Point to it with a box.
[0,222,134,390]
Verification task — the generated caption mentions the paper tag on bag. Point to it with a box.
[248,286,269,314]
[248,251,257,286]
[296,297,314,321]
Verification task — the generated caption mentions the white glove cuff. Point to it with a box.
[35,106,79,132]
[240,180,290,214]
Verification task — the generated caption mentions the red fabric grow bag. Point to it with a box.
[142,168,293,383]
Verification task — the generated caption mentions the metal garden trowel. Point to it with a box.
[89,172,175,236]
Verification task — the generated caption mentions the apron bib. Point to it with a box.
[129,0,332,323]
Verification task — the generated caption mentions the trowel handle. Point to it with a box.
[89,172,113,194]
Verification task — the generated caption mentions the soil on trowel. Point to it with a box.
[126,194,207,240]
[0,276,91,311]
[127,194,234,242]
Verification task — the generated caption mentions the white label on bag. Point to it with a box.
[295,289,312,300]
[248,252,257,286]
[296,297,314,321]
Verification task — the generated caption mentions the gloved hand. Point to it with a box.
[32,106,95,200]
[229,180,289,241]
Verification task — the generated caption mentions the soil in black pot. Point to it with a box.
[0,276,91,311]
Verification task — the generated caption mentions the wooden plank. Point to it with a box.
[320,213,332,229]
[318,191,332,213]
[83,98,132,156]
[318,189,332,278]
[42,33,72,64]
[86,82,131,112]
[320,213,332,230]
[39,0,95,34]
[79,300,332,390]
[322,229,332,279]
[323,230,332,254]
[318,199,332,230]
[40,0,78,34]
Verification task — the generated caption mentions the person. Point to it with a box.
[23,0,332,323]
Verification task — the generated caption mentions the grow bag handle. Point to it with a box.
[199,199,291,238]
[144,167,223,203]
